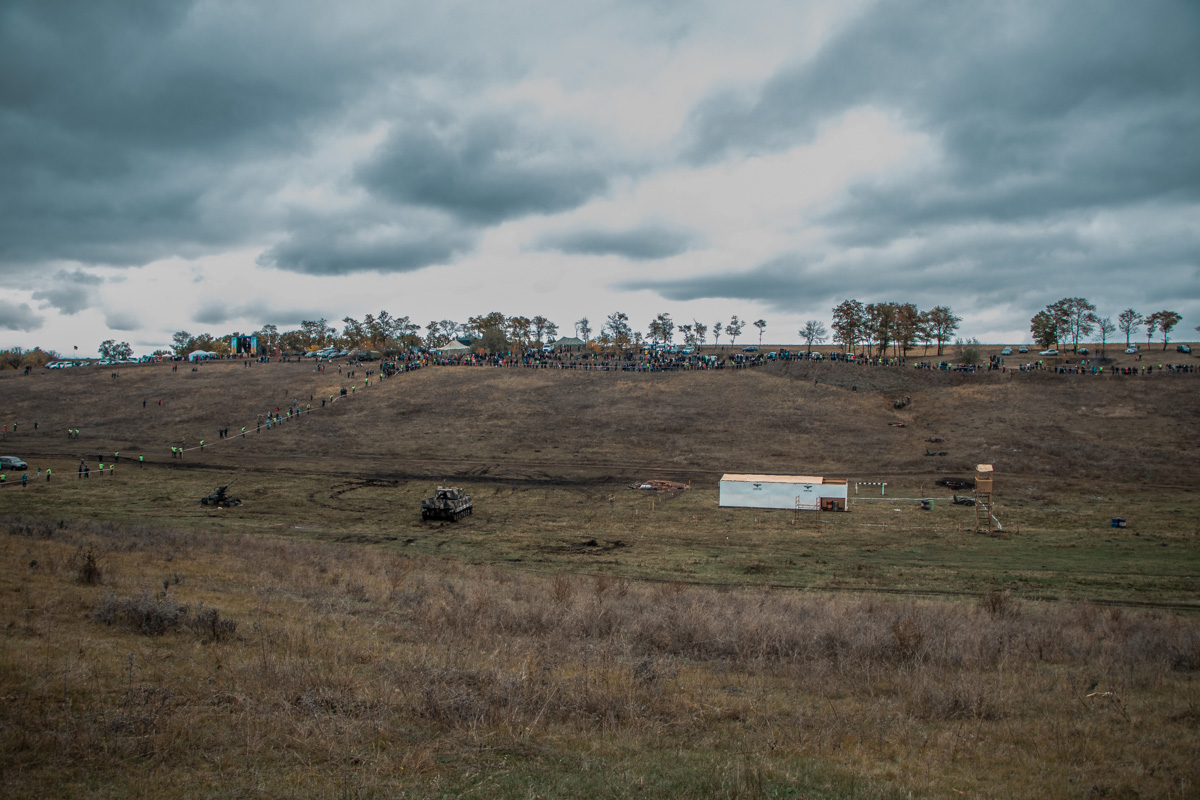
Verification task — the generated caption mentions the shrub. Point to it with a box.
[93,589,187,636]
[185,604,238,642]
[76,548,103,585]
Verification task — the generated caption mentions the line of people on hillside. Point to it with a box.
[431,349,768,371]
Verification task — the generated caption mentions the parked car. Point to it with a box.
[1039,348,1058,356]
[1077,348,1089,356]
[742,346,758,352]
[1178,344,1192,354]
[1125,346,1139,354]
[1018,345,1029,353]
[1000,347,1013,356]
[0,456,29,471]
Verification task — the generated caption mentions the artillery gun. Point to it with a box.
[421,486,472,521]
[201,479,241,507]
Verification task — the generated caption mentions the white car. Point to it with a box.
[1039,349,1058,356]
[1125,346,1138,354]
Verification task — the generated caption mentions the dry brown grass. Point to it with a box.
[3,355,1198,488]
[1,356,1198,796]
[2,516,1198,798]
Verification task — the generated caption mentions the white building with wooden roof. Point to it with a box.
[719,474,848,511]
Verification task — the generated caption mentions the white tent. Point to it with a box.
[438,340,473,353]
[187,350,217,361]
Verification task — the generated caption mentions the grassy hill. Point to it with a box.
[1,355,1198,798]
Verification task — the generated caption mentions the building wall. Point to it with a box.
[719,478,848,510]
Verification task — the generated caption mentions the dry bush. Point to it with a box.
[73,546,103,585]
[93,588,187,635]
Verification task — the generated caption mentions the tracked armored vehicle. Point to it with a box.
[421,486,472,521]
[201,480,241,507]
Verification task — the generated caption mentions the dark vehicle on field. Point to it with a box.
[0,456,29,471]
[201,480,241,507]
[421,486,472,521]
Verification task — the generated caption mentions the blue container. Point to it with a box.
[1111,518,1127,528]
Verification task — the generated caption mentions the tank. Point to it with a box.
[201,480,241,507]
[421,486,472,521]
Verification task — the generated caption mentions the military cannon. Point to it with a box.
[421,486,472,521]
[201,479,241,507]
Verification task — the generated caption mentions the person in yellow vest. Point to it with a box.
[45,468,51,482]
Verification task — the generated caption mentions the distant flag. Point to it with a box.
[73,345,78,351]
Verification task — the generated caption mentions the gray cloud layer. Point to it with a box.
[0,300,44,332]
[643,0,1200,321]
[358,113,612,224]
[535,223,697,260]
[2,0,1196,343]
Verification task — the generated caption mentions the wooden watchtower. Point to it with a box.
[974,464,997,533]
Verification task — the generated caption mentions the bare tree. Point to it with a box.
[575,317,592,343]
[800,320,827,354]
[693,320,708,348]
[1096,316,1116,358]
[603,312,632,350]
[1117,308,1142,347]
[726,315,745,346]
[713,321,723,347]
[753,319,767,345]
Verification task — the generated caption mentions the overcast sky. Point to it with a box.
[2,0,1198,354]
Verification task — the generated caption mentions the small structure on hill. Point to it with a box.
[974,464,1000,532]
[551,336,586,351]
[436,340,473,354]
[719,474,848,511]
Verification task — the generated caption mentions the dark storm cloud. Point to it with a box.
[257,211,475,276]
[684,0,1200,235]
[0,0,396,273]
[104,310,141,332]
[193,302,241,327]
[0,300,44,332]
[358,113,612,224]
[534,223,697,260]
[29,269,104,315]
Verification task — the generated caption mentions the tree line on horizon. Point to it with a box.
[1029,298,1183,354]
[1,300,1192,369]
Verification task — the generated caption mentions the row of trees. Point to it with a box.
[826,301,962,358]
[1030,298,1183,353]
[164,312,774,358]
[163,300,1190,361]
